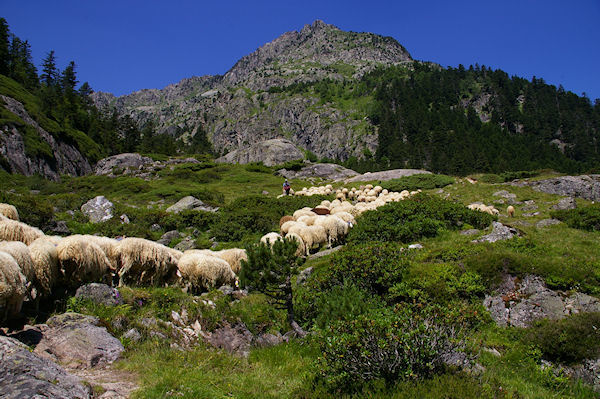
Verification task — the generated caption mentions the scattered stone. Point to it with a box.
[521,200,538,212]
[122,328,141,342]
[206,322,254,357]
[48,219,71,235]
[34,313,124,369]
[150,223,161,232]
[255,332,284,348]
[536,219,562,228]
[309,245,343,259]
[472,222,519,243]
[119,214,130,224]
[75,283,123,306]
[296,267,314,286]
[493,190,517,203]
[174,237,196,251]
[158,230,180,245]
[408,243,423,249]
[0,335,93,399]
[218,285,235,296]
[261,190,269,195]
[460,229,480,236]
[553,197,577,210]
[523,211,540,217]
[81,196,114,223]
[482,347,502,357]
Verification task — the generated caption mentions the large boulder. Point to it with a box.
[75,283,123,307]
[166,196,218,213]
[552,196,577,210]
[345,169,432,183]
[216,138,304,166]
[279,163,359,181]
[512,175,600,201]
[34,313,124,369]
[0,335,92,398]
[472,222,519,243]
[81,196,114,223]
[94,153,153,176]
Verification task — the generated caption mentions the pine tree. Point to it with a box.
[0,18,10,76]
[240,238,307,337]
[40,50,58,87]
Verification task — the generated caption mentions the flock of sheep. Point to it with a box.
[0,203,246,321]
[264,184,421,256]
[2,181,504,322]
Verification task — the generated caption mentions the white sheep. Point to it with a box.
[213,248,247,274]
[314,215,349,248]
[294,225,327,256]
[260,232,282,246]
[177,252,236,293]
[0,251,27,320]
[116,237,179,287]
[84,235,120,271]
[0,203,19,221]
[507,205,515,217]
[56,235,114,288]
[28,237,59,298]
[0,241,38,300]
[0,219,44,245]
[281,220,306,235]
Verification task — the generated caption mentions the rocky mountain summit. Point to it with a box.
[91,20,412,162]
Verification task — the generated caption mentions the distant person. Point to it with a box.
[283,179,291,196]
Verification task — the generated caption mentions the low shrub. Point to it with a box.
[347,193,495,244]
[382,174,455,192]
[274,159,305,172]
[244,162,272,173]
[551,205,600,231]
[526,312,600,365]
[0,191,54,229]
[161,209,218,232]
[314,305,456,393]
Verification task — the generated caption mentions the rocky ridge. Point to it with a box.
[0,95,92,180]
[91,20,412,162]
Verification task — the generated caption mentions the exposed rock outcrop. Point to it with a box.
[216,138,304,166]
[0,95,92,181]
[512,175,600,201]
[34,313,124,369]
[81,196,114,223]
[0,335,93,399]
[483,275,600,328]
[94,153,154,176]
[472,222,519,243]
[166,196,219,213]
[279,162,359,181]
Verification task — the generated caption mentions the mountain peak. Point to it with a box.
[224,21,411,89]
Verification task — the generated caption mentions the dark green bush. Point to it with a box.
[500,170,539,181]
[551,205,600,231]
[320,242,409,297]
[526,312,600,365]
[347,193,495,244]
[315,306,455,393]
[274,159,305,172]
[244,162,272,173]
[161,209,218,232]
[382,174,454,192]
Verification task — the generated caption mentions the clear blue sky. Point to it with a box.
[3,0,599,101]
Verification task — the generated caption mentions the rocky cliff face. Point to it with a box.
[91,20,412,162]
[0,95,92,180]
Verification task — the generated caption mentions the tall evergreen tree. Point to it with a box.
[40,50,58,86]
[0,18,10,76]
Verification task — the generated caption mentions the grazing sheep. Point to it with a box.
[293,209,316,220]
[57,235,114,288]
[315,215,349,247]
[28,237,59,297]
[507,205,515,217]
[320,200,332,208]
[281,220,305,235]
[284,232,306,257]
[0,219,44,245]
[279,215,295,228]
[44,235,63,245]
[0,241,38,301]
[295,225,327,256]
[312,207,330,215]
[84,235,120,270]
[0,251,27,320]
[116,237,179,287]
[332,211,355,225]
[214,248,247,274]
[0,203,19,221]
[260,232,282,247]
[177,252,236,293]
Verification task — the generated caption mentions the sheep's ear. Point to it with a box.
[176,270,182,278]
